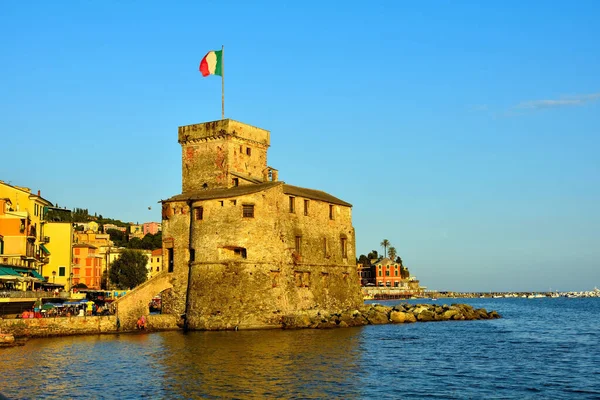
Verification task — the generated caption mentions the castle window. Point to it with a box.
[294,271,310,288]
[270,270,280,287]
[243,204,254,218]
[233,248,247,258]
[289,196,295,213]
[232,178,239,187]
[194,207,203,220]
[340,237,347,258]
[329,205,334,220]
[246,147,251,156]
[304,199,309,216]
[295,235,302,254]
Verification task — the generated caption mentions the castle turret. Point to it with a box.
[178,119,270,192]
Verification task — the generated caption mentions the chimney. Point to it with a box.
[38,190,41,196]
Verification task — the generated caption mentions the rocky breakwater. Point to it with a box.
[281,303,501,329]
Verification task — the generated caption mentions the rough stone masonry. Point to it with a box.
[160,119,364,330]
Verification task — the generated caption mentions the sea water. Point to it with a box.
[1,298,599,399]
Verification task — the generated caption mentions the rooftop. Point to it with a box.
[163,182,351,207]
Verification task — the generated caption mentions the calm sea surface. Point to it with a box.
[1,298,599,399]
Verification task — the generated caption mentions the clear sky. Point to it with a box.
[1,1,599,292]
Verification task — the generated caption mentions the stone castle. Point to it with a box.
[160,119,363,330]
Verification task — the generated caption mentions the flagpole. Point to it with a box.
[221,45,225,119]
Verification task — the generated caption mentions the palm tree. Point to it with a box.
[380,239,390,258]
[387,246,397,261]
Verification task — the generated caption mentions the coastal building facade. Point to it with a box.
[72,243,102,289]
[43,221,74,290]
[161,119,363,329]
[149,249,162,278]
[143,222,161,236]
[0,181,52,288]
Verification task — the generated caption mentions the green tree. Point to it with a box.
[396,256,403,266]
[388,246,397,261]
[380,239,390,258]
[127,237,143,249]
[109,249,148,289]
[367,250,378,260]
[358,254,370,267]
[401,266,410,279]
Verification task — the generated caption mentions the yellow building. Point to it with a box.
[0,198,45,290]
[149,249,163,279]
[129,224,144,239]
[43,221,74,290]
[0,180,53,277]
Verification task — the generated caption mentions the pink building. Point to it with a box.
[143,222,161,236]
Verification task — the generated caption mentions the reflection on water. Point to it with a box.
[2,298,600,399]
[1,328,364,399]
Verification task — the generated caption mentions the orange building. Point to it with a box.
[72,243,102,289]
[374,257,405,287]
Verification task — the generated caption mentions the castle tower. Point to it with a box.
[178,119,272,192]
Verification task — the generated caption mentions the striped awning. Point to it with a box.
[40,244,51,255]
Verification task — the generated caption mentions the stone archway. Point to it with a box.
[113,272,174,330]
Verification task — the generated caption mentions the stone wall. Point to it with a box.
[0,316,119,338]
[162,184,363,331]
[0,314,179,338]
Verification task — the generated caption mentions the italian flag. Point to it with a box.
[199,50,223,77]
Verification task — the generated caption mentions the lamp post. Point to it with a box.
[52,270,56,284]
[69,272,74,292]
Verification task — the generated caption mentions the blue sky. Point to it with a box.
[1,1,598,292]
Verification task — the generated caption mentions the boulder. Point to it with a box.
[442,309,459,320]
[339,311,368,327]
[0,333,15,344]
[417,310,435,322]
[365,309,390,325]
[389,311,407,323]
[316,321,338,329]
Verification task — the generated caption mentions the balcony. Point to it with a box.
[27,227,37,239]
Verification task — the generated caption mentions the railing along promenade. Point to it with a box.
[0,290,70,300]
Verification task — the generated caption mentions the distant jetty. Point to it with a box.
[280,303,501,329]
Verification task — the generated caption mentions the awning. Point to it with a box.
[11,267,45,280]
[40,244,51,255]
[0,266,23,280]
